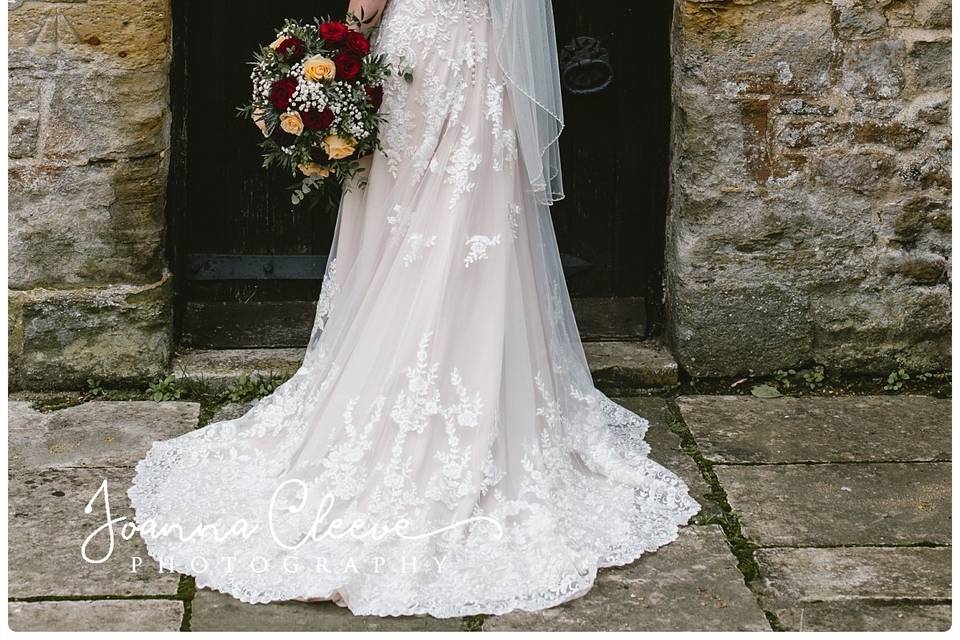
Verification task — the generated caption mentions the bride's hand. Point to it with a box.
[347,0,387,31]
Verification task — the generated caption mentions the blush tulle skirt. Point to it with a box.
[129,0,700,617]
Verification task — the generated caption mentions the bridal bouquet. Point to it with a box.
[240,15,398,207]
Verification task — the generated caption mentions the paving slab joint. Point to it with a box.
[176,575,196,632]
[664,400,783,631]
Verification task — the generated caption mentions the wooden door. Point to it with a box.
[171,0,672,348]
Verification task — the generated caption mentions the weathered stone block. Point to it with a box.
[716,462,951,546]
[8,0,171,72]
[885,0,952,28]
[842,39,906,99]
[8,275,173,390]
[813,149,897,193]
[667,281,813,377]
[898,151,952,189]
[9,156,167,288]
[916,0,952,28]
[913,93,951,125]
[8,400,199,470]
[880,251,949,284]
[8,600,184,632]
[755,546,951,631]
[772,601,951,632]
[39,70,168,162]
[909,39,952,90]
[190,589,463,632]
[832,0,890,39]
[886,194,952,240]
[809,284,951,372]
[8,466,181,598]
[775,119,847,149]
[8,111,39,158]
[8,77,42,158]
[585,341,680,388]
[677,395,951,464]
[852,121,926,150]
[678,0,834,94]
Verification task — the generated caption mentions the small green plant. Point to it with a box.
[884,368,911,392]
[802,365,825,390]
[147,374,185,402]
[86,378,106,398]
[226,373,290,403]
[773,369,796,389]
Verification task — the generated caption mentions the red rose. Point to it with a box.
[275,37,305,62]
[269,77,298,111]
[302,107,335,131]
[334,52,363,81]
[364,85,384,111]
[345,31,371,56]
[318,21,350,45]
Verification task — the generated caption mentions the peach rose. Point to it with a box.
[279,111,304,136]
[322,134,357,160]
[303,55,337,82]
[268,35,287,50]
[298,162,334,178]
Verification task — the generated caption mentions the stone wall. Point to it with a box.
[8,0,173,389]
[668,0,951,376]
[5,0,952,387]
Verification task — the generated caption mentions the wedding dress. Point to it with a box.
[129,0,700,618]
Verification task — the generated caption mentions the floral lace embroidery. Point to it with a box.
[402,233,438,267]
[439,126,483,209]
[508,203,521,240]
[485,79,518,171]
[376,0,489,181]
[464,234,502,267]
[387,204,414,244]
[312,258,339,334]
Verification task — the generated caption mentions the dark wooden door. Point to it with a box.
[171,0,672,348]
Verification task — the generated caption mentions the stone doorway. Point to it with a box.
[168,0,674,350]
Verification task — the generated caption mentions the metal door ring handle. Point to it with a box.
[561,36,614,95]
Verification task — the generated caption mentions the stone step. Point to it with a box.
[173,340,679,390]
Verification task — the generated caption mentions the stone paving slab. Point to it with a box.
[8,599,184,632]
[173,348,305,389]
[190,589,463,631]
[755,547,952,631]
[483,525,770,632]
[677,395,950,464]
[615,397,720,521]
[771,602,952,632]
[585,341,679,388]
[715,462,950,546]
[209,400,257,424]
[9,400,200,470]
[8,466,181,598]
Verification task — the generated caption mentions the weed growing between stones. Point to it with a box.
[462,614,485,631]
[225,372,290,403]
